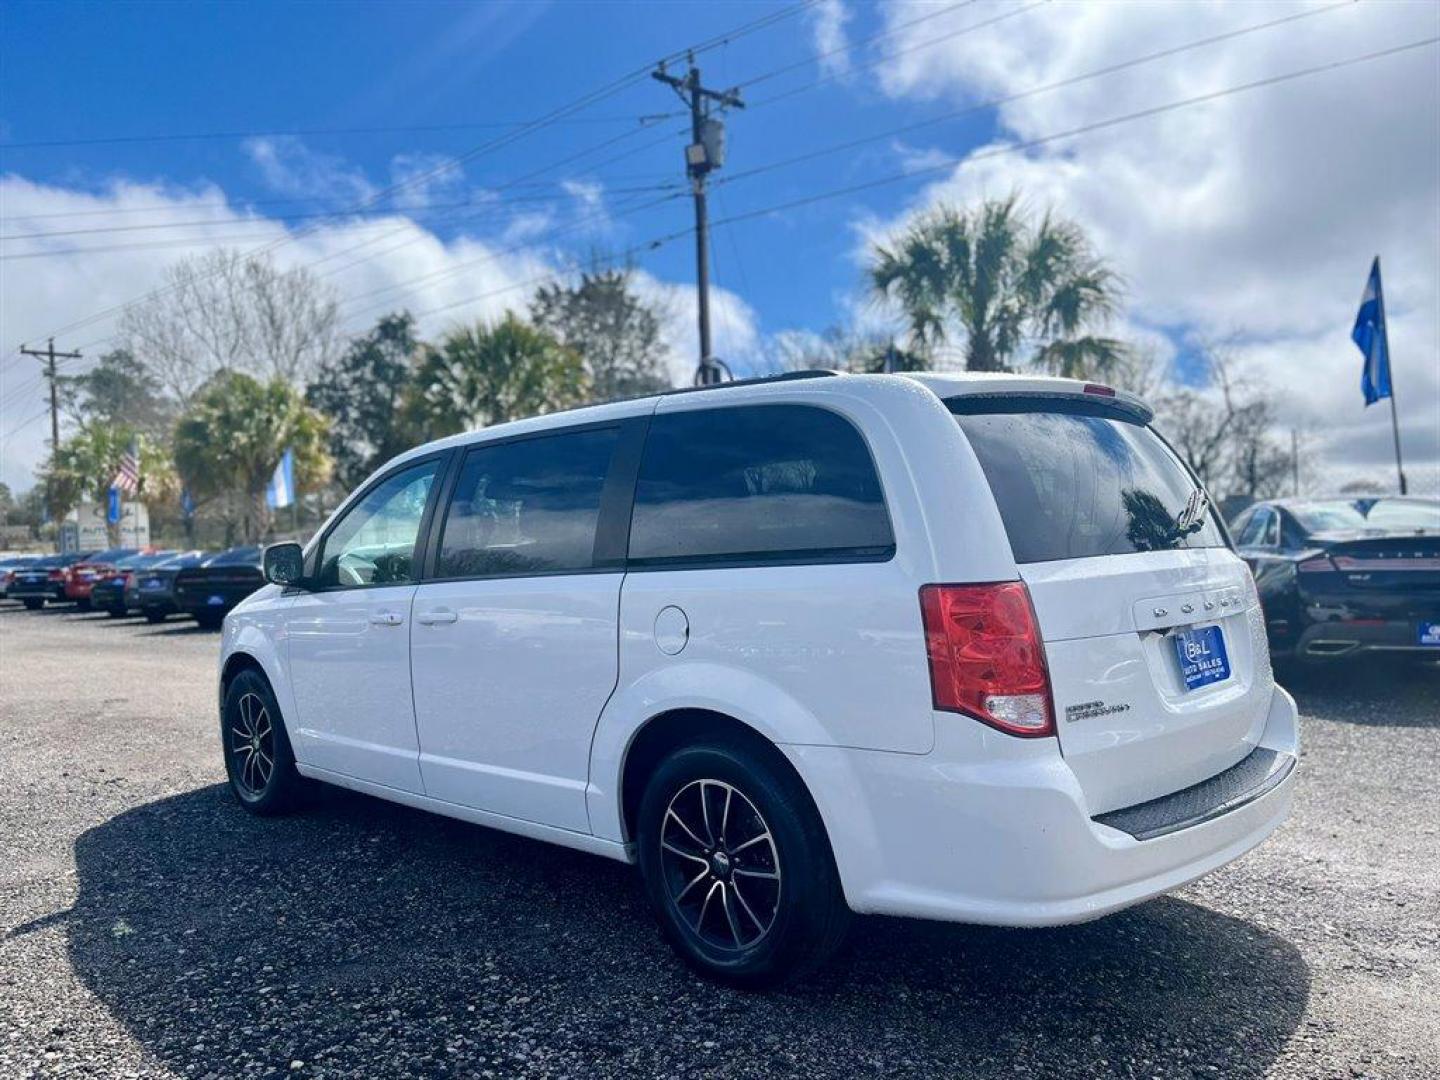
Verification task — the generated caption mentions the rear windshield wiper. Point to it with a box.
[1169,487,1210,543]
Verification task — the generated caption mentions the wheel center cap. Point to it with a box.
[711,850,731,877]
[251,736,260,751]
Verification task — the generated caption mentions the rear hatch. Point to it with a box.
[950,392,1271,815]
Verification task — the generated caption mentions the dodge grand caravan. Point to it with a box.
[220,370,1298,985]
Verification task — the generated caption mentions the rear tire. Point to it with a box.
[194,611,224,630]
[105,605,127,618]
[75,598,91,612]
[222,669,307,816]
[636,739,851,988]
[143,608,167,624]
[22,598,42,610]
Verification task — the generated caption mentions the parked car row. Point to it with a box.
[0,545,265,627]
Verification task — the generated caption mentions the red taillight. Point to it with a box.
[1297,556,1334,573]
[918,582,1055,738]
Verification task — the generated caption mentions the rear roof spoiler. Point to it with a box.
[944,388,1154,425]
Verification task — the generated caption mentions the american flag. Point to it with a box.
[112,440,141,494]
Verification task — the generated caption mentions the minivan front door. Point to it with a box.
[285,457,444,794]
[410,425,631,833]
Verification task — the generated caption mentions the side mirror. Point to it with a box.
[263,542,307,588]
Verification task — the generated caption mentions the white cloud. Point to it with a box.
[810,0,854,78]
[862,0,1440,495]
[631,269,761,385]
[0,172,762,491]
[243,136,375,204]
[387,152,467,213]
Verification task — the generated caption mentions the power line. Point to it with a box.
[745,1,1046,109]
[298,118,688,283]
[0,114,686,151]
[707,35,1440,230]
[0,183,681,242]
[17,339,82,472]
[714,0,1359,192]
[14,0,818,350]
[351,35,1437,343]
[0,174,680,224]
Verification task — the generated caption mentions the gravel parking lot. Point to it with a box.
[1,604,1437,1079]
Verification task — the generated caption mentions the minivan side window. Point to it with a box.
[628,404,894,567]
[317,459,440,588]
[435,427,621,579]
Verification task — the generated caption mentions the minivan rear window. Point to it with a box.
[950,397,1225,564]
[629,404,894,566]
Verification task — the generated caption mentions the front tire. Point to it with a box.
[143,608,167,624]
[195,611,224,630]
[22,598,43,610]
[222,669,307,815]
[105,605,127,618]
[636,740,851,987]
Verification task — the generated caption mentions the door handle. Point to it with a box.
[416,608,458,626]
[369,610,404,627]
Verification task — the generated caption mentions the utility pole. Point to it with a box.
[654,53,742,385]
[19,337,82,457]
[19,338,82,529]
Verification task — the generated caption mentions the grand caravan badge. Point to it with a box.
[1064,699,1132,723]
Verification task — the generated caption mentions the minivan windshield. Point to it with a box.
[949,397,1225,564]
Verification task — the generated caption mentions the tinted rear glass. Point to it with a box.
[629,404,894,566]
[951,399,1225,564]
[437,427,620,579]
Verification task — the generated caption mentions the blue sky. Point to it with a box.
[2,1,1437,495]
[0,0,995,344]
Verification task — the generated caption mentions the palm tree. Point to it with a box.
[869,195,1127,377]
[407,312,587,439]
[173,371,332,542]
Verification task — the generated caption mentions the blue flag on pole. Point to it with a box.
[1352,256,1391,406]
[266,449,295,509]
[107,486,121,525]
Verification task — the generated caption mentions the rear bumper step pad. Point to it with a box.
[1093,746,1296,841]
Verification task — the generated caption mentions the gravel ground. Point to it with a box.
[1,603,1437,1079]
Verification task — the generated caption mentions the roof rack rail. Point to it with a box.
[661,369,840,397]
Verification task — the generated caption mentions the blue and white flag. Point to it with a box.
[265,448,295,509]
[1352,256,1391,406]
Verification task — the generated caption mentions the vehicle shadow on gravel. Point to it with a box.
[50,783,1311,1077]
[1278,656,1440,728]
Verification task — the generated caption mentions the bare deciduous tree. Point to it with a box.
[119,249,340,402]
[1149,342,1297,501]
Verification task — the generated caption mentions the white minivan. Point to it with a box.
[220,370,1298,985]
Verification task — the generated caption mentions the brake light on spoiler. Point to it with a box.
[919,582,1056,737]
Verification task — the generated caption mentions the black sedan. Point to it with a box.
[90,551,182,617]
[7,551,97,609]
[130,550,212,623]
[1231,496,1440,662]
[172,546,264,629]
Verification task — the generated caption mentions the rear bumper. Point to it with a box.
[8,582,60,599]
[1293,616,1440,659]
[784,684,1299,927]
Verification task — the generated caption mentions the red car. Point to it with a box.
[61,547,141,609]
